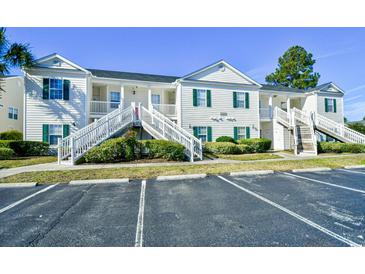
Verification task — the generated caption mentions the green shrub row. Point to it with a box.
[83,131,185,163]
[216,136,236,143]
[318,142,365,154]
[204,138,272,155]
[0,147,14,160]
[0,130,23,140]
[142,140,185,161]
[0,140,49,156]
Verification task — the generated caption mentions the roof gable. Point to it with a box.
[33,53,89,73]
[311,82,344,94]
[181,60,261,86]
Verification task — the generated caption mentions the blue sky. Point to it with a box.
[6,27,365,121]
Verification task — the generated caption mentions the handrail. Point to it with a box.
[141,106,203,161]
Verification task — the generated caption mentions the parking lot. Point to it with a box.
[0,168,365,247]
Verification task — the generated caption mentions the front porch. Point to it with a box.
[88,83,177,122]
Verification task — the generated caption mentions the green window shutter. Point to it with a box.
[233,92,237,108]
[42,124,49,143]
[43,78,49,99]
[325,98,329,112]
[333,99,337,113]
[63,79,70,100]
[193,89,198,106]
[207,90,212,107]
[193,127,198,138]
[63,124,70,138]
[207,127,212,142]
[245,127,250,139]
[234,127,238,140]
[245,92,250,109]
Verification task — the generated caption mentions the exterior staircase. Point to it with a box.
[274,106,365,156]
[58,102,203,165]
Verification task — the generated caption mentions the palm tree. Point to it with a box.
[0,27,35,98]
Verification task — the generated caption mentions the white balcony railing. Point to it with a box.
[152,104,177,117]
[259,107,272,120]
[90,100,121,115]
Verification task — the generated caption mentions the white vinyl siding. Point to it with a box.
[24,70,88,141]
[181,82,260,141]
[317,94,344,124]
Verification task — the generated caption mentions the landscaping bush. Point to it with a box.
[142,140,185,161]
[0,130,23,140]
[237,144,254,154]
[238,138,272,153]
[0,140,49,156]
[318,142,365,154]
[204,142,240,154]
[0,147,14,160]
[216,136,236,143]
[84,131,141,163]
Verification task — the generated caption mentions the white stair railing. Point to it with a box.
[140,106,203,162]
[58,106,133,164]
[314,113,365,144]
[273,107,291,127]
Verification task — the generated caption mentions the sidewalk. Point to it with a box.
[0,152,363,179]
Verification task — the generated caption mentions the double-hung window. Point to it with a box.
[151,94,161,105]
[236,92,245,108]
[325,98,336,113]
[110,92,121,108]
[8,107,18,120]
[49,79,63,99]
[196,126,207,142]
[49,124,63,145]
[236,127,247,140]
[197,89,207,107]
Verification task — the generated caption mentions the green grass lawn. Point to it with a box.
[1,154,364,184]
[211,153,282,161]
[0,156,57,169]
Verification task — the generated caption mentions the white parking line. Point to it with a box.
[217,175,361,247]
[282,172,365,194]
[340,169,365,176]
[135,180,146,247]
[0,184,58,215]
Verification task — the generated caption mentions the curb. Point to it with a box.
[230,170,274,176]
[292,167,331,173]
[0,182,38,188]
[156,174,207,181]
[344,165,365,170]
[69,178,129,185]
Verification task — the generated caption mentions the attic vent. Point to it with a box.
[53,59,61,66]
[219,64,225,72]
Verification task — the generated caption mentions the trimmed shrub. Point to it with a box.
[0,130,23,140]
[84,137,125,163]
[318,142,365,154]
[142,140,185,161]
[237,144,254,154]
[0,147,14,160]
[0,140,49,156]
[238,138,272,153]
[204,142,240,154]
[216,136,236,143]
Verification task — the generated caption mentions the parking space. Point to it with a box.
[0,169,364,247]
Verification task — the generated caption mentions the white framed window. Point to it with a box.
[49,79,63,99]
[327,98,335,112]
[151,94,161,105]
[49,124,63,145]
[196,126,207,142]
[236,127,246,140]
[110,91,121,108]
[8,107,18,120]
[236,92,246,108]
[197,89,207,107]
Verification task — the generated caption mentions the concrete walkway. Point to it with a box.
[0,153,363,179]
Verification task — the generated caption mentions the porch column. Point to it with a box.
[287,96,291,116]
[268,95,273,119]
[148,88,152,111]
[120,85,125,108]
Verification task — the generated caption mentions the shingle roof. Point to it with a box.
[87,68,180,83]
[259,84,305,93]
